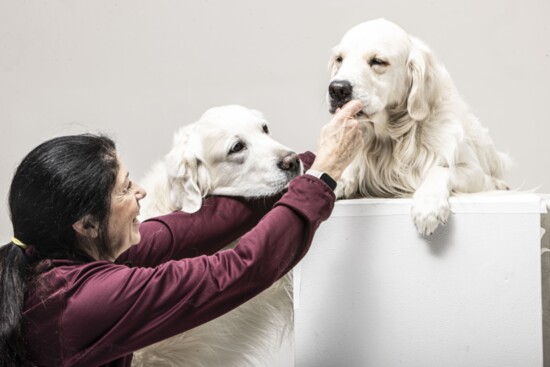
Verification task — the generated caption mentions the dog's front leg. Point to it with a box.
[411,165,451,236]
[335,158,362,199]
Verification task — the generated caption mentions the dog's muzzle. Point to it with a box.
[328,80,353,113]
[278,152,301,176]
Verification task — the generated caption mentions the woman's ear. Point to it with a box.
[72,215,99,239]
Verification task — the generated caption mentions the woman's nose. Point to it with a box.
[134,182,147,199]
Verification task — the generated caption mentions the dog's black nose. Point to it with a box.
[278,152,300,173]
[328,80,353,104]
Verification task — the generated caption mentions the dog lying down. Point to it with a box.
[328,18,511,235]
[133,105,301,367]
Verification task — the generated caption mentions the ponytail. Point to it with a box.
[0,242,32,367]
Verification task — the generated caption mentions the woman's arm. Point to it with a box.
[117,195,278,267]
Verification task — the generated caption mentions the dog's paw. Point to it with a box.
[411,194,450,236]
[334,184,345,199]
[335,174,359,199]
[491,177,510,191]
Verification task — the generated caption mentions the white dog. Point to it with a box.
[133,105,301,367]
[328,19,511,235]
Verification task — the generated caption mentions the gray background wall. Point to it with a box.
[1,0,549,240]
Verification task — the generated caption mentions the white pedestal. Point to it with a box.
[294,193,546,367]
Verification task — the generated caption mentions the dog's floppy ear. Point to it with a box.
[164,126,212,213]
[406,37,437,121]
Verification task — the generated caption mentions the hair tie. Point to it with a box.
[11,237,28,250]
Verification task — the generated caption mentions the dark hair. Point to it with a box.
[0,134,118,366]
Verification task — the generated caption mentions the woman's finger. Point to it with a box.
[334,100,362,123]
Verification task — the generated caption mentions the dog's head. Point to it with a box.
[165,105,302,213]
[328,18,438,125]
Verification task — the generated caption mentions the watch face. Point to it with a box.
[320,173,337,190]
[306,170,336,190]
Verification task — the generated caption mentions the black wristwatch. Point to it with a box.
[305,169,337,191]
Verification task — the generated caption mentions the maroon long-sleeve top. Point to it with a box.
[23,156,335,366]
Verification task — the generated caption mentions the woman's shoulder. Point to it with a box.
[51,259,135,286]
[28,259,129,299]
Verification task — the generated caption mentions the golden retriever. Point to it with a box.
[133,105,300,367]
[328,19,511,235]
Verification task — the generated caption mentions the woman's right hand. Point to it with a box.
[310,100,365,181]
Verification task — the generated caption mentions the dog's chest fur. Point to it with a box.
[351,112,444,198]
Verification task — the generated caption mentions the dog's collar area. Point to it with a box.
[305,170,337,191]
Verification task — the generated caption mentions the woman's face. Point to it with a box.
[107,157,146,259]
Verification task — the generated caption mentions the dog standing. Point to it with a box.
[133,105,301,367]
[328,19,511,235]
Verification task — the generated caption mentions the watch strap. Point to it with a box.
[305,169,337,191]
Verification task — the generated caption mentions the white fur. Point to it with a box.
[328,19,511,235]
[133,105,300,367]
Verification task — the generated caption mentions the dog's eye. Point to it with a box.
[229,142,246,154]
[369,57,389,67]
[335,55,343,63]
[262,124,269,134]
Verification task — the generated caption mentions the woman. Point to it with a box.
[0,101,363,366]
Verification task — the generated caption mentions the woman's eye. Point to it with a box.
[230,142,246,154]
[262,124,269,134]
[123,181,132,194]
